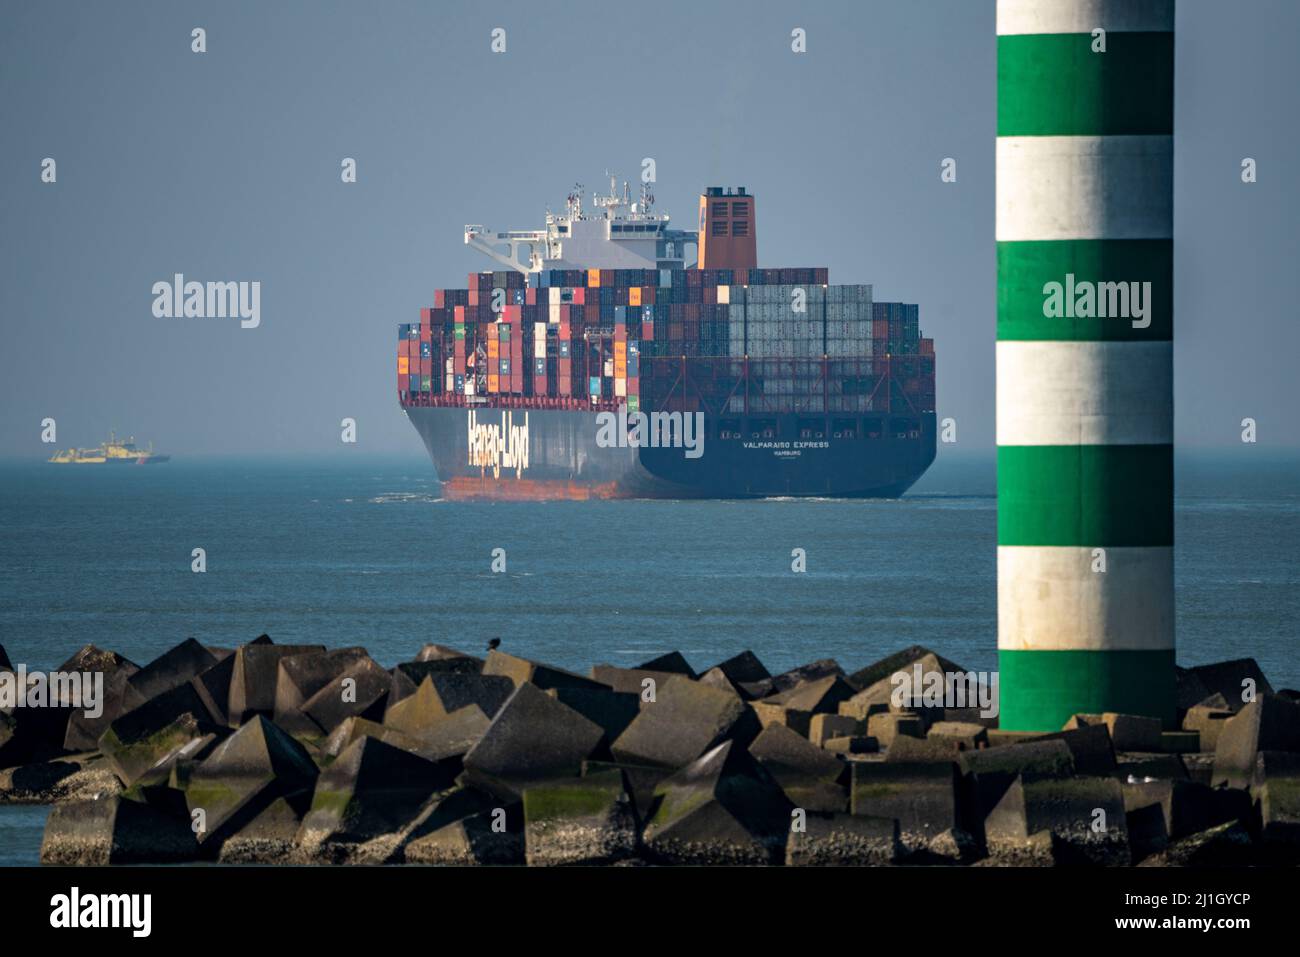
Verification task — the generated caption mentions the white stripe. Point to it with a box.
[996,135,1172,242]
[997,0,1173,36]
[998,546,1174,651]
[996,341,1172,446]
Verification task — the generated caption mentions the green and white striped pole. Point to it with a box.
[996,0,1175,731]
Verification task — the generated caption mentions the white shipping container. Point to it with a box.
[718,285,730,304]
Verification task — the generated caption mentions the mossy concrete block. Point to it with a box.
[1183,704,1233,752]
[1123,778,1252,860]
[1259,779,1300,849]
[323,716,435,761]
[611,675,760,770]
[414,705,492,765]
[810,713,859,747]
[1189,659,1274,714]
[643,740,792,865]
[636,651,696,677]
[300,656,390,735]
[192,651,236,727]
[580,760,672,826]
[463,683,605,799]
[414,644,484,667]
[427,672,519,721]
[986,773,1130,866]
[849,761,964,857]
[886,734,966,763]
[1069,712,1161,752]
[403,790,524,865]
[749,723,847,814]
[786,812,898,866]
[184,715,318,849]
[866,712,924,749]
[838,685,892,723]
[589,665,682,700]
[217,796,303,863]
[546,687,639,744]
[41,794,198,865]
[752,701,812,738]
[381,679,495,763]
[1160,731,1201,754]
[483,650,608,692]
[97,684,222,786]
[523,770,637,866]
[298,736,455,848]
[769,659,845,695]
[823,736,879,755]
[960,739,1075,836]
[765,674,856,717]
[845,646,965,694]
[1136,820,1255,867]
[706,650,771,687]
[122,638,217,710]
[927,721,989,750]
[1023,723,1117,775]
[272,647,370,733]
[1212,695,1300,789]
[227,642,326,725]
[58,646,140,752]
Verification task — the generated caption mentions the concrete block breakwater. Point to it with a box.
[2,638,1297,866]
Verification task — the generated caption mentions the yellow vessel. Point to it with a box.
[48,431,170,465]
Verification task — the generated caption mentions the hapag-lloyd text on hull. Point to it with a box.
[467,409,529,479]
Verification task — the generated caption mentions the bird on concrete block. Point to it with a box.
[486,637,501,652]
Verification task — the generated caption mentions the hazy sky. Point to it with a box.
[2,0,1297,457]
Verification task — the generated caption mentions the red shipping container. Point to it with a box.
[641,286,655,306]
[615,327,627,343]
[468,288,480,307]
[454,305,465,323]
[398,340,408,358]
[434,290,446,309]
[420,307,431,326]
[559,375,571,393]
[534,375,547,394]
[627,376,638,394]
[420,329,431,344]
[642,322,654,341]
[703,286,717,305]
[599,269,614,287]
[572,287,585,305]
[526,288,537,306]
[420,357,432,376]
[503,304,521,323]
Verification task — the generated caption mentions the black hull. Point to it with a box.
[406,406,935,500]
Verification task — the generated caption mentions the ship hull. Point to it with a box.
[407,406,935,500]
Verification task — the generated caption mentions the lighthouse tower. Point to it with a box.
[995,0,1176,730]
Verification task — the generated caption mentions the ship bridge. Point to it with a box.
[465,175,698,275]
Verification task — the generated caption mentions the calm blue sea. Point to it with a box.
[1,450,1297,864]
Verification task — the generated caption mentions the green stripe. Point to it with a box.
[998,445,1173,546]
[998,649,1176,731]
[997,33,1174,137]
[998,240,1172,341]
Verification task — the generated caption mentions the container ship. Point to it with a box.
[398,178,935,500]
[47,432,170,465]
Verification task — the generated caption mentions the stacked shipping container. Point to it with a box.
[398,268,934,418]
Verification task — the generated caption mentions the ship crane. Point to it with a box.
[463,224,548,275]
